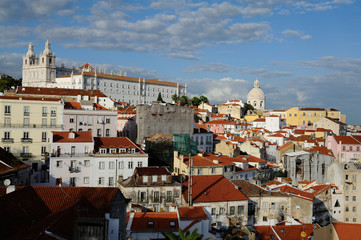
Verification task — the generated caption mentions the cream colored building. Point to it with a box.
[218,100,244,119]
[0,96,63,182]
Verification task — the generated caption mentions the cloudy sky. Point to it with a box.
[1,0,361,124]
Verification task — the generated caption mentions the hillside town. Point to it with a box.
[1,41,361,240]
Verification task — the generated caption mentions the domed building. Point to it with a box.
[247,79,266,111]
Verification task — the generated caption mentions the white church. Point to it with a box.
[22,41,187,104]
[247,78,266,111]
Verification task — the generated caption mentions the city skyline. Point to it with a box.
[0,0,360,123]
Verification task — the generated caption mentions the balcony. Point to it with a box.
[2,138,14,143]
[42,112,47,116]
[69,167,80,173]
[20,152,32,157]
[21,138,33,143]
[24,112,30,116]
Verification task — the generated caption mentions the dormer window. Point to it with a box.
[100,148,106,154]
[69,132,75,138]
[143,176,148,183]
[110,148,116,154]
[120,148,126,153]
[152,175,157,182]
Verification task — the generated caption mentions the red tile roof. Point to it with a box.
[64,101,82,109]
[275,185,313,201]
[52,131,93,142]
[333,222,361,240]
[128,212,179,231]
[178,206,208,220]
[0,148,30,175]
[277,142,293,150]
[253,118,266,122]
[52,131,93,143]
[255,222,316,240]
[245,155,267,163]
[135,166,170,176]
[93,103,108,110]
[182,175,249,203]
[17,86,107,97]
[305,146,334,157]
[94,137,145,153]
[183,153,235,167]
[334,136,361,145]
[59,71,184,87]
[300,108,325,111]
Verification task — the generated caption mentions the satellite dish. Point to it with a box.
[4,179,11,186]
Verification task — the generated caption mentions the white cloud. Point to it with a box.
[282,29,311,40]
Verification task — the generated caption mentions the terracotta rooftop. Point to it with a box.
[17,86,107,97]
[232,180,286,198]
[134,166,170,176]
[52,131,93,143]
[300,107,325,111]
[275,185,314,201]
[0,186,121,239]
[333,222,361,240]
[58,71,184,87]
[0,95,61,102]
[334,136,361,145]
[305,146,334,157]
[183,175,249,203]
[94,137,145,153]
[255,222,316,240]
[128,212,179,231]
[178,206,208,220]
[183,153,235,167]
[0,148,30,175]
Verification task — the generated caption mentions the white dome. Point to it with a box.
[247,79,266,110]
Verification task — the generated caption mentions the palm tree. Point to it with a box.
[163,228,212,240]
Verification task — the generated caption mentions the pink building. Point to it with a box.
[327,135,361,162]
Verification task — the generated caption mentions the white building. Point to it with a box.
[49,131,148,187]
[247,79,266,111]
[22,41,187,105]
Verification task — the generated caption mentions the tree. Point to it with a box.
[191,96,201,106]
[180,95,191,106]
[157,92,165,103]
[163,228,212,240]
[199,95,209,104]
[172,94,179,102]
[0,75,22,92]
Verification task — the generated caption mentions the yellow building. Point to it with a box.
[285,107,327,126]
[0,96,64,180]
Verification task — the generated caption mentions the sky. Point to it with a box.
[0,0,361,124]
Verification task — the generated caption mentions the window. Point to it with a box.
[147,221,154,227]
[143,176,148,182]
[353,207,357,212]
[353,174,357,181]
[152,175,157,182]
[230,206,235,215]
[128,161,133,169]
[21,118,29,129]
[353,196,356,201]
[271,202,276,209]
[106,129,110,136]
[109,161,115,169]
[314,112,317,116]
[84,160,90,167]
[98,177,104,185]
[346,207,349,212]
[238,205,245,214]
[346,217,349,222]
[42,132,47,142]
[24,106,30,116]
[262,202,269,209]
[294,113,297,117]
[42,107,47,116]
[211,208,216,215]
[88,116,93,125]
[100,148,106,154]
[51,108,56,117]
[4,105,10,115]
[219,207,225,215]
[211,167,216,174]
[4,117,10,127]
[138,161,143,167]
[83,177,89,184]
[346,174,349,180]
[42,118,47,127]
[197,168,203,175]
[69,177,76,187]
[162,175,167,181]
[169,221,176,227]
[97,128,101,137]
[154,191,160,201]
[69,117,74,123]
[346,196,349,201]
[23,132,29,139]
[106,118,110,124]
[4,131,10,139]
[166,191,172,201]
[119,161,124,169]
[263,216,267,222]
[99,162,105,169]
[303,112,306,116]
[353,218,357,222]
[108,177,114,186]
[56,160,62,168]
[296,205,300,210]
[353,185,356,190]
[50,119,56,127]
[4,146,10,152]
[41,146,46,155]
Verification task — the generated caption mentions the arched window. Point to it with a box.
[25,59,27,65]
[260,101,263,107]
[253,101,257,107]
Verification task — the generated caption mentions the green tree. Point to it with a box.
[199,95,209,104]
[191,96,201,106]
[157,92,165,103]
[163,228,212,240]
[180,95,191,106]
[0,75,22,92]
[172,94,179,102]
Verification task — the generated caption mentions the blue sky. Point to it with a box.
[0,0,361,124]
